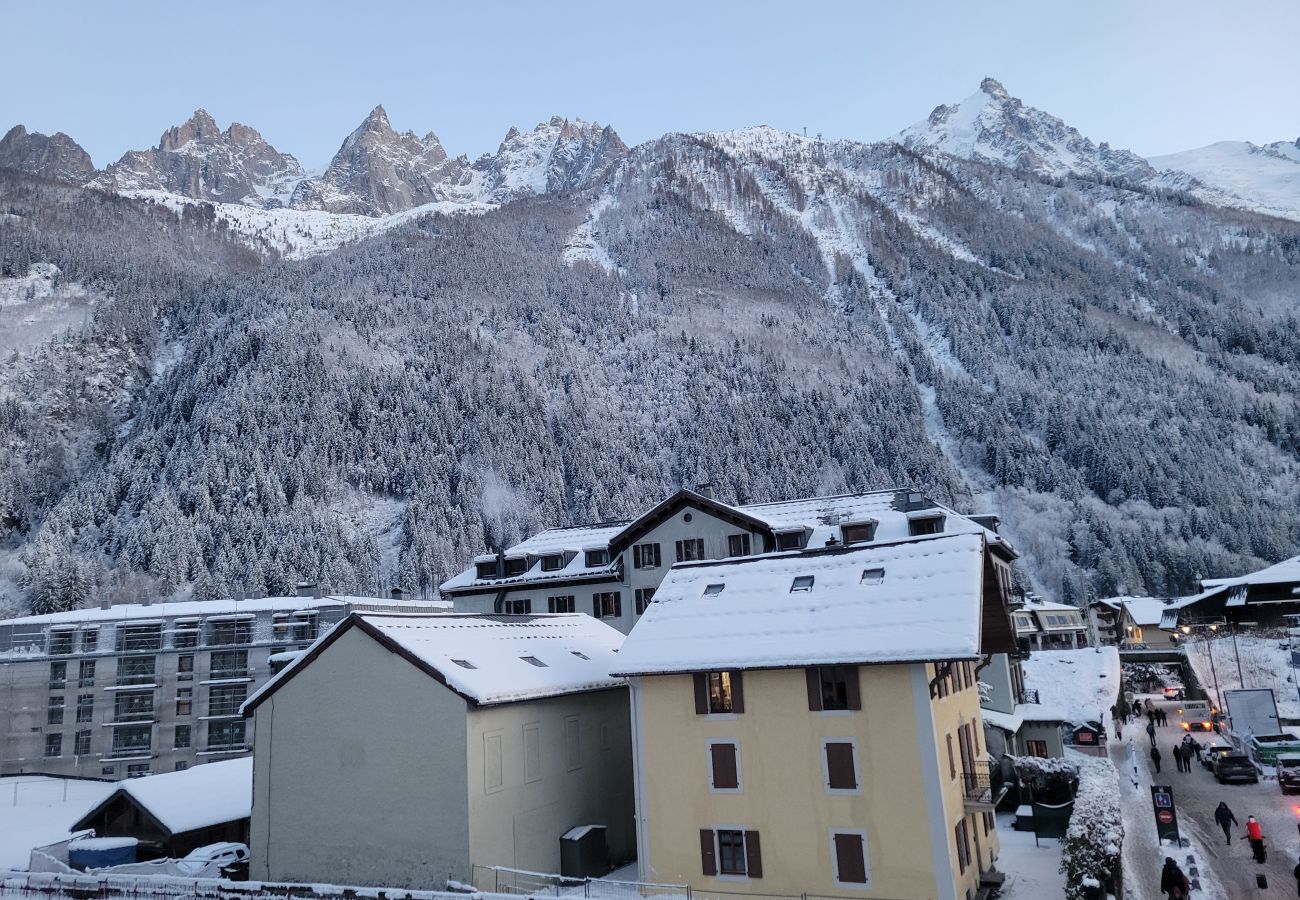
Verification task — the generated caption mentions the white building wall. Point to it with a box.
[466,687,635,874]
[249,627,470,887]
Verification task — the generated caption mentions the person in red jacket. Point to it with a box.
[1246,815,1266,863]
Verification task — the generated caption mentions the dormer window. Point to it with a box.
[840,521,878,544]
[585,549,610,567]
[540,554,565,572]
[476,560,500,579]
[908,513,945,536]
[776,529,806,551]
[503,557,528,577]
[791,575,815,593]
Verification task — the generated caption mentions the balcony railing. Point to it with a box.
[1017,689,1040,705]
[962,761,1004,809]
[115,672,157,687]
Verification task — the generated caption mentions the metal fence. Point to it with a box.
[471,866,686,900]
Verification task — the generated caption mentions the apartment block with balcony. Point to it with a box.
[612,530,1019,900]
[441,487,1007,635]
[0,589,447,779]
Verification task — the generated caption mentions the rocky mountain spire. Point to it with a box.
[473,117,628,203]
[0,124,96,183]
[290,105,464,216]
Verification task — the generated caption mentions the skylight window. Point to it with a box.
[571,651,590,660]
[521,656,548,668]
[790,575,815,593]
[703,583,726,596]
[451,659,477,670]
[860,567,885,585]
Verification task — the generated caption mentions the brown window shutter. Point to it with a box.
[731,670,745,713]
[743,831,762,879]
[805,667,823,711]
[710,743,739,790]
[693,674,708,715]
[699,830,716,876]
[845,666,861,710]
[834,832,867,883]
[825,742,857,790]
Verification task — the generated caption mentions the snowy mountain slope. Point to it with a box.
[899,78,1155,182]
[91,110,307,207]
[1151,138,1300,222]
[474,116,627,203]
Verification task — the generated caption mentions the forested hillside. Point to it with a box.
[2,112,1298,614]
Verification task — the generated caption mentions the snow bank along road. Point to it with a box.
[1116,696,1300,899]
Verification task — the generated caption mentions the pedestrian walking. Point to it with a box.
[1160,856,1190,899]
[1292,855,1300,898]
[1172,744,1185,773]
[1147,719,1157,747]
[1151,745,1162,773]
[1214,802,1238,845]
[1148,709,1156,726]
[1114,719,1123,740]
[1159,708,1168,727]
[1246,815,1266,863]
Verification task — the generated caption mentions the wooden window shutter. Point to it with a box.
[845,666,861,710]
[710,743,739,790]
[805,667,823,711]
[834,833,867,883]
[693,674,709,715]
[700,830,717,876]
[731,670,745,713]
[593,596,601,617]
[744,831,762,878]
[613,593,622,617]
[825,742,857,790]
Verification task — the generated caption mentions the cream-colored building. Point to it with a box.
[612,531,1018,900]
[242,613,634,888]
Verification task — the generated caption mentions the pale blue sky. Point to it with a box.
[4,0,1297,169]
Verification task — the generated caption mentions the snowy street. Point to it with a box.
[1114,696,1300,899]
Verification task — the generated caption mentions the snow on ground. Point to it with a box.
[1021,646,1121,726]
[1151,140,1300,223]
[1184,633,1300,723]
[0,776,112,869]
[0,264,97,363]
[995,812,1062,900]
[562,189,620,273]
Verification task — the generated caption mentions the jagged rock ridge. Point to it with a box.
[0,125,96,183]
[91,109,306,207]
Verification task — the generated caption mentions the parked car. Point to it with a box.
[1213,754,1259,785]
[1163,686,1186,700]
[1278,755,1300,795]
[176,842,250,878]
[1203,739,1234,772]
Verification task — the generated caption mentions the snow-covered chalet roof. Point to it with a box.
[73,758,251,835]
[0,594,448,628]
[611,532,991,676]
[1202,554,1300,590]
[1021,647,1120,727]
[440,487,1011,595]
[245,612,625,711]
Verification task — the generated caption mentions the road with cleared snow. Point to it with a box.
[1116,695,1300,899]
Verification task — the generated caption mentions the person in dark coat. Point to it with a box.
[1160,857,1190,899]
[1172,743,1186,773]
[1147,719,1157,746]
[1214,802,1238,845]
[1151,745,1162,772]
[1292,855,1300,898]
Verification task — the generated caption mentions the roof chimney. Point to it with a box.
[296,581,316,598]
[695,482,715,499]
[99,599,111,611]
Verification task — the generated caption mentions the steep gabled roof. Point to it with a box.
[611,532,994,675]
[244,612,625,714]
[607,488,774,555]
[1202,554,1300,590]
[71,758,252,837]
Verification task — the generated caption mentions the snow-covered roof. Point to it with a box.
[74,758,251,835]
[0,594,448,628]
[981,707,1024,733]
[245,613,626,711]
[1105,596,1184,627]
[440,488,1011,595]
[1021,648,1120,727]
[611,532,991,676]
[1202,554,1300,590]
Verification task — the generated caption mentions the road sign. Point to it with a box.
[1151,785,1181,845]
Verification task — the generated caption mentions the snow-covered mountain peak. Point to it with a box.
[1151,137,1300,221]
[900,78,1155,182]
[158,108,223,152]
[473,116,628,202]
